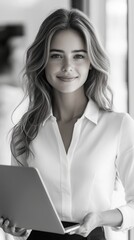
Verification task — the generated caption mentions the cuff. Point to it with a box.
[112,205,134,231]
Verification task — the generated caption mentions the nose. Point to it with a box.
[62,57,73,72]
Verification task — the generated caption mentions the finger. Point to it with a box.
[11,225,16,234]
[3,219,10,233]
[79,230,89,237]
[11,226,27,237]
[68,230,76,235]
[4,219,10,228]
[0,217,4,227]
[76,225,89,237]
[76,225,85,233]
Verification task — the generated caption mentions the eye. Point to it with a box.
[74,54,85,59]
[50,54,63,59]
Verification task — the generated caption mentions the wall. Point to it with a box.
[0,1,70,239]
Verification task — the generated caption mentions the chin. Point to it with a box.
[58,88,81,94]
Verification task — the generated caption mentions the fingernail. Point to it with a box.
[4,220,9,226]
[69,231,75,235]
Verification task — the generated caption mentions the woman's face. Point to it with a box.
[45,29,91,94]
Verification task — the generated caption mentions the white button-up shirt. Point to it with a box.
[12,99,134,239]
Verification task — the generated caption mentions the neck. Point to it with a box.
[52,88,88,122]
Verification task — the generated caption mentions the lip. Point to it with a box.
[57,76,78,82]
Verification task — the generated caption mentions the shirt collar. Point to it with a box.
[42,98,99,126]
[83,98,100,124]
[42,109,53,126]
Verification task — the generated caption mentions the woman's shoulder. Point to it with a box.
[88,99,134,126]
[101,109,134,130]
[102,108,132,119]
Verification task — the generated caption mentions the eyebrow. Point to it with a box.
[50,49,87,53]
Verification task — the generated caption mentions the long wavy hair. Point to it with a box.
[11,8,113,163]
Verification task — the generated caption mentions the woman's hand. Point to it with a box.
[69,209,123,237]
[0,217,28,237]
[69,212,102,237]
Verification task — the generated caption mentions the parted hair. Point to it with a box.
[10,8,113,163]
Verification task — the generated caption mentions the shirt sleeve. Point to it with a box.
[114,113,134,231]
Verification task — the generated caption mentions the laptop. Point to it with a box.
[0,165,80,234]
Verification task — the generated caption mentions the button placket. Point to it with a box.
[51,117,83,220]
[52,119,72,220]
[67,118,83,163]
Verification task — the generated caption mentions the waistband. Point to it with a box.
[28,223,106,240]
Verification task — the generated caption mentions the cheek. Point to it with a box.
[45,63,52,73]
[80,65,90,78]
[45,64,53,80]
[45,63,60,76]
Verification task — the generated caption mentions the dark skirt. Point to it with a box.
[27,222,106,240]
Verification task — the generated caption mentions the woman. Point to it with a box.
[0,8,134,240]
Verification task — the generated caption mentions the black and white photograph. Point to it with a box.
[0,1,134,240]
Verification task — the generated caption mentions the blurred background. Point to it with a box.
[0,0,134,240]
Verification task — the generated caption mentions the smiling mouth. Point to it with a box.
[57,76,78,82]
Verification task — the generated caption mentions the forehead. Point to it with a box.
[50,29,86,51]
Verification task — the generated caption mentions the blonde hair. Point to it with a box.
[11,8,113,163]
